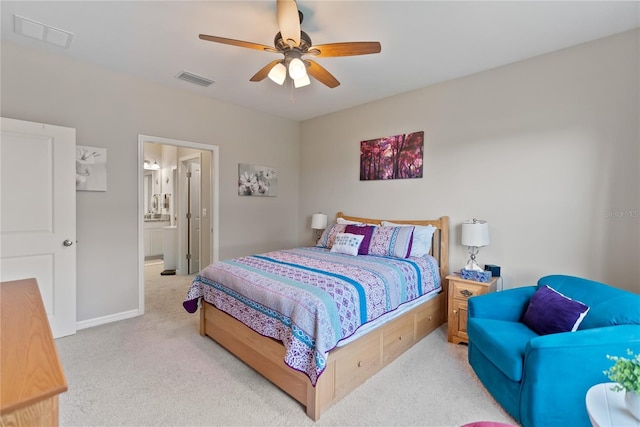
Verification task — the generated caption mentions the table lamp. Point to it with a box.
[461,218,490,272]
[311,213,328,241]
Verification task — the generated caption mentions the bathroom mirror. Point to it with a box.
[143,169,161,215]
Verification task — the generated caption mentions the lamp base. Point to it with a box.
[463,259,483,271]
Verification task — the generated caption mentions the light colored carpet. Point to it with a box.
[56,263,517,427]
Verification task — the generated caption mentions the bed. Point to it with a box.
[183,212,449,420]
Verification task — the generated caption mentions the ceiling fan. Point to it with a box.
[199,0,381,89]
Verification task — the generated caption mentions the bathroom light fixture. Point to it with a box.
[144,160,160,170]
[461,218,490,271]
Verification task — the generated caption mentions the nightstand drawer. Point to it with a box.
[452,281,484,301]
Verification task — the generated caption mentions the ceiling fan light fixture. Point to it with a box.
[293,74,310,88]
[288,57,307,80]
[268,62,287,85]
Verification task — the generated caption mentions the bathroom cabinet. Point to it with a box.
[144,220,170,258]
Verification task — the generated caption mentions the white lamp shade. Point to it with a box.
[268,62,287,85]
[293,74,310,88]
[288,57,307,80]
[311,213,328,230]
[461,219,490,247]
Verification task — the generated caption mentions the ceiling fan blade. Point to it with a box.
[250,60,283,82]
[277,0,300,48]
[199,34,275,52]
[309,42,381,57]
[305,60,340,88]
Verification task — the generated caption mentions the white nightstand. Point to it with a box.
[586,383,640,427]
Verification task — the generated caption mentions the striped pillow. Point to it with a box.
[368,226,415,258]
[316,223,347,249]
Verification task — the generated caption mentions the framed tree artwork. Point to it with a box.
[360,131,424,181]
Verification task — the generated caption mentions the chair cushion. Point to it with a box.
[467,318,539,382]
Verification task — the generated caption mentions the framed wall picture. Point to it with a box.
[238,163,277,197]
[360,131,424,181]
[76,145,107,191]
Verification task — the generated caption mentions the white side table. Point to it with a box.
[586,382,640,427]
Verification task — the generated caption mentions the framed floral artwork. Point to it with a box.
[360,131,424,181]
[76,145,107,191]
[238,164,277,197]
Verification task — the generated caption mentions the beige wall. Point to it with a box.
[1,40,300,322]
[2,27,638,328]
[299,29,640,292]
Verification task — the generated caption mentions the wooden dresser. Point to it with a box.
[1,278,68,426]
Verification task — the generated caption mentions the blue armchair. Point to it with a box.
[467,275,640,427]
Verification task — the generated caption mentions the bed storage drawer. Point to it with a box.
[415,296,443,337]
[333,332,382,395]
[382,314,415,363]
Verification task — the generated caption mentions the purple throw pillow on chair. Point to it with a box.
[522,285,590,335]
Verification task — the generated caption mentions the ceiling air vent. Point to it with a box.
[14,14,74,48]
[176,71,214,87]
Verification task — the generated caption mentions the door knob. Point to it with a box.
[63,239,74,247]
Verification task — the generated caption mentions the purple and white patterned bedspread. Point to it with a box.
[183,247,441,385]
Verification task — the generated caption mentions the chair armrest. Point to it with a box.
[526,324,640,354]
[468,286,536,321]
[524,325,640,380]
[520,325,640,426]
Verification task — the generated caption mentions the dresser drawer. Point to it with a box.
[452,281,484,301]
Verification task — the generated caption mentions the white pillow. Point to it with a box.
[330,233,365,256]
[381,221,436,257]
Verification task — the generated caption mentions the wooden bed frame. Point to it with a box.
[198,212,449,420]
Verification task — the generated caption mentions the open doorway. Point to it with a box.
[138,135,219,315]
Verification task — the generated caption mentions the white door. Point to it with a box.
[0,117,77,338]
[178,155,201,275]
[188,161,201,273]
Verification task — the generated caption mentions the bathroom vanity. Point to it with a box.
[144,216,170,258]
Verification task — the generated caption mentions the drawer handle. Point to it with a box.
[398,336,402,341]
[358,361,363,367]
[460,289,473,297]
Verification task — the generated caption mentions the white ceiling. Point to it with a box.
[1,1,638,122]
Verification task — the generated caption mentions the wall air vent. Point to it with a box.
[176,71,214,87]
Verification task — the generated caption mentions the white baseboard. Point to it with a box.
[76,309,141,330]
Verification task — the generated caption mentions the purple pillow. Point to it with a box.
[344,225,375,255]
[522,285,590,335]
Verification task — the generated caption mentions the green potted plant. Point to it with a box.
[604,349,640,420]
